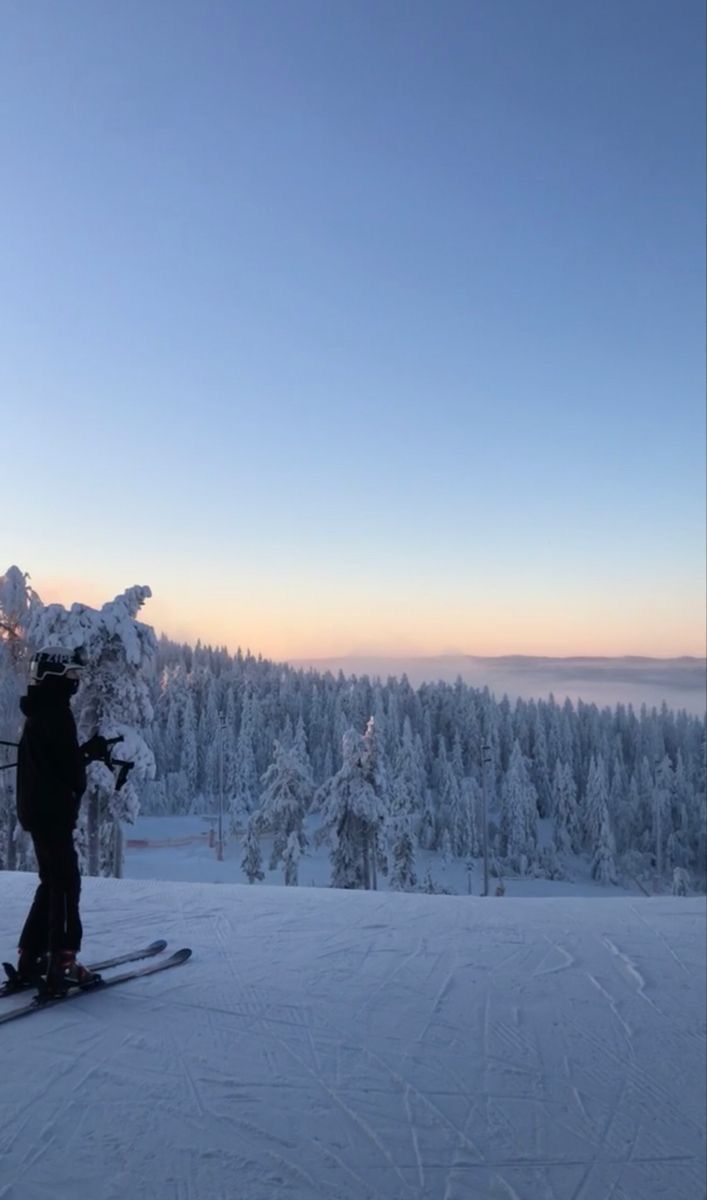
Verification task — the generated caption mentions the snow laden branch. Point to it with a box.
[257,738,314,884]
[0,566,41,870]
[313,721,390,890]
[27,583,158,876]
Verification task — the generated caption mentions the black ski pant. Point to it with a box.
[19,834,83,954]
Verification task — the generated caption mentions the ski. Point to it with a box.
[1,938,168,998]
[0,947,191,1026]
[86,938,169,974]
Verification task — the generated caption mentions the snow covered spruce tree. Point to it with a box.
[591,808,618,885]
[258,738,314,882]
[282,830,302,886]
[671,866,690,896]
[181,691,199,800]
[551,759,579,856]
[231,687,260,827]
[138,631,706,892]
[360,716,391,886]
[394,716,425,835]
[241,815,264,884]
[666,751,698,874]
[583,754,610,851]
[387,774,418,892]
[314,726,389,889]
[0,566,40,869]
[384,716,424,890]
[389,807,417,891]
[447,772,479,859]
[652,753,674,882]
[29,586,157,876]
[499,740,538,874]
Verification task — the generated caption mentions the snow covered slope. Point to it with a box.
[0,875,704,1200]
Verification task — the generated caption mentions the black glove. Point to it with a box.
[81,734,110,764]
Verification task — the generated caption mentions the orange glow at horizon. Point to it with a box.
[32,573,707,662]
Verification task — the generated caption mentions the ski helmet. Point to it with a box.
[29,646,87,686]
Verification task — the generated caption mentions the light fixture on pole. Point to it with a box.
[481,741,492,898]
[217,718,225,862]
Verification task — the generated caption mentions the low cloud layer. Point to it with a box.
[289,655,707,715]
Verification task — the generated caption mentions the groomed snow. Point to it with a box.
[121,815,642,898]
[0,874,704,1200]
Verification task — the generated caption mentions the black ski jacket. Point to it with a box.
[16,684,86,836]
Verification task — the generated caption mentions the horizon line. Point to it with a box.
[286,652,706,664]
[153,631,706,666]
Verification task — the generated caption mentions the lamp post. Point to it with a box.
[653,756,664,890]
[481,742,493,898]
[217,719,224,862]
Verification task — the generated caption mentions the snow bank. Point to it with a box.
[0,875,704,1199]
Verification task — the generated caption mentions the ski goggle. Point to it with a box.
[29,648,88,682]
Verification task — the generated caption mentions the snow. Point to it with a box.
[0,873,704,1199]
[121,815,642,898]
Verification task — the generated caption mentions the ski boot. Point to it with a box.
[18,949,48,986]
[0,950,47,996]
[41,951,100,999]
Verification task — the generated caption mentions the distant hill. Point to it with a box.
[288,654,707,714]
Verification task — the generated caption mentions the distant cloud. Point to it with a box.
[288,654,707,715]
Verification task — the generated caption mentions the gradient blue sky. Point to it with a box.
[2,0,705,658]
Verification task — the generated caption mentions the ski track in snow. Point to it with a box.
[0,875,704,1200]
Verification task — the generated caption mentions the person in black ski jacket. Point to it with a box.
[15,646,102,993]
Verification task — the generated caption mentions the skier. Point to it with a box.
[14,646,104,994]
